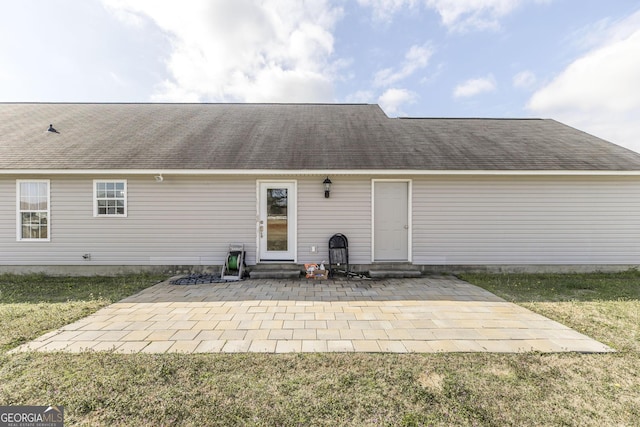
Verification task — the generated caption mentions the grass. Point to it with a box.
[2,351,637,426]
[0,274,165,353]
[0,272,639,425]
[0,274,167,304]
[459,270,640,302]
[460,271,640,352]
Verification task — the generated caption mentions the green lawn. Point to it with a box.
[460,271,640,352]
[0,274,166,353]
[0,272,639,426]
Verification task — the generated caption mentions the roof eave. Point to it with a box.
[3,169,640,176]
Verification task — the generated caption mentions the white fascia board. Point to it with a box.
[2,169,640,176]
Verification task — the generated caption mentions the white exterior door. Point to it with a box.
[258,181,296,261]
[373,180,410,261]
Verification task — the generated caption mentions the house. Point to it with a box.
[2,102,640,275]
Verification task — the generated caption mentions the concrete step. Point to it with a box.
[251,263,301,270]
[249,270,301,279]
[368,270,422,279]
[249,264,302,279]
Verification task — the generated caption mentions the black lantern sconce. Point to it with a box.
[323,177,332,198]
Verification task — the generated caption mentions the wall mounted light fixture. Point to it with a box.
[323,177,332,198]
[154,174,164,182]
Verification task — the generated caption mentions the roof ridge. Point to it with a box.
[0,102,376,106]
[396,117,545,120]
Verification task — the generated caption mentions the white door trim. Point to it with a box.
[257,180,297,262]
[371,179,412,262]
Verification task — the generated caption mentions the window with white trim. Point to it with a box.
[94,180,127,217]
[17,180,50,241]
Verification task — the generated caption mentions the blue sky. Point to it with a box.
[2,0,640,152]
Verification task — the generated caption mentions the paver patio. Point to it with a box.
[12,276,613,354]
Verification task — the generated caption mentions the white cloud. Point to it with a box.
[426,0,521,31]
[378,88,417,116]
[373,43,434,87]
[453,75,496,98]
[364,43,432,115]
[345,90,375,103]
[356,0,418,22]
[528,11,640,152]
[358,0,528,31]
[103,0,342,103]
[512,70,536,89]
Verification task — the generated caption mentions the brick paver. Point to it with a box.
[11,276,614,354]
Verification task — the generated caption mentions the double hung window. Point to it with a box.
[94,180,127,217]
[17,180,50,241]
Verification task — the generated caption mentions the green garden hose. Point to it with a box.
[228,255,238,270]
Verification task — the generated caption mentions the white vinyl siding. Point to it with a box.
[1,175,256,265]
[297,177,372,264]
[16,180,50,241]
[412,175,640,265]
[2,174,640,268]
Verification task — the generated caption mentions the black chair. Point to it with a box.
[328,233,349,277]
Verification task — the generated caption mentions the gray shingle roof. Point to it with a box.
[1,103,640,171]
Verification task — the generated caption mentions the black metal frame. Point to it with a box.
[328,233,349,277]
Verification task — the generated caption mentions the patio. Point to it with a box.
[12,276,613,354]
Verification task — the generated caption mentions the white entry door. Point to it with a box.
[258,181,296,261]
[373,180,410,261]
